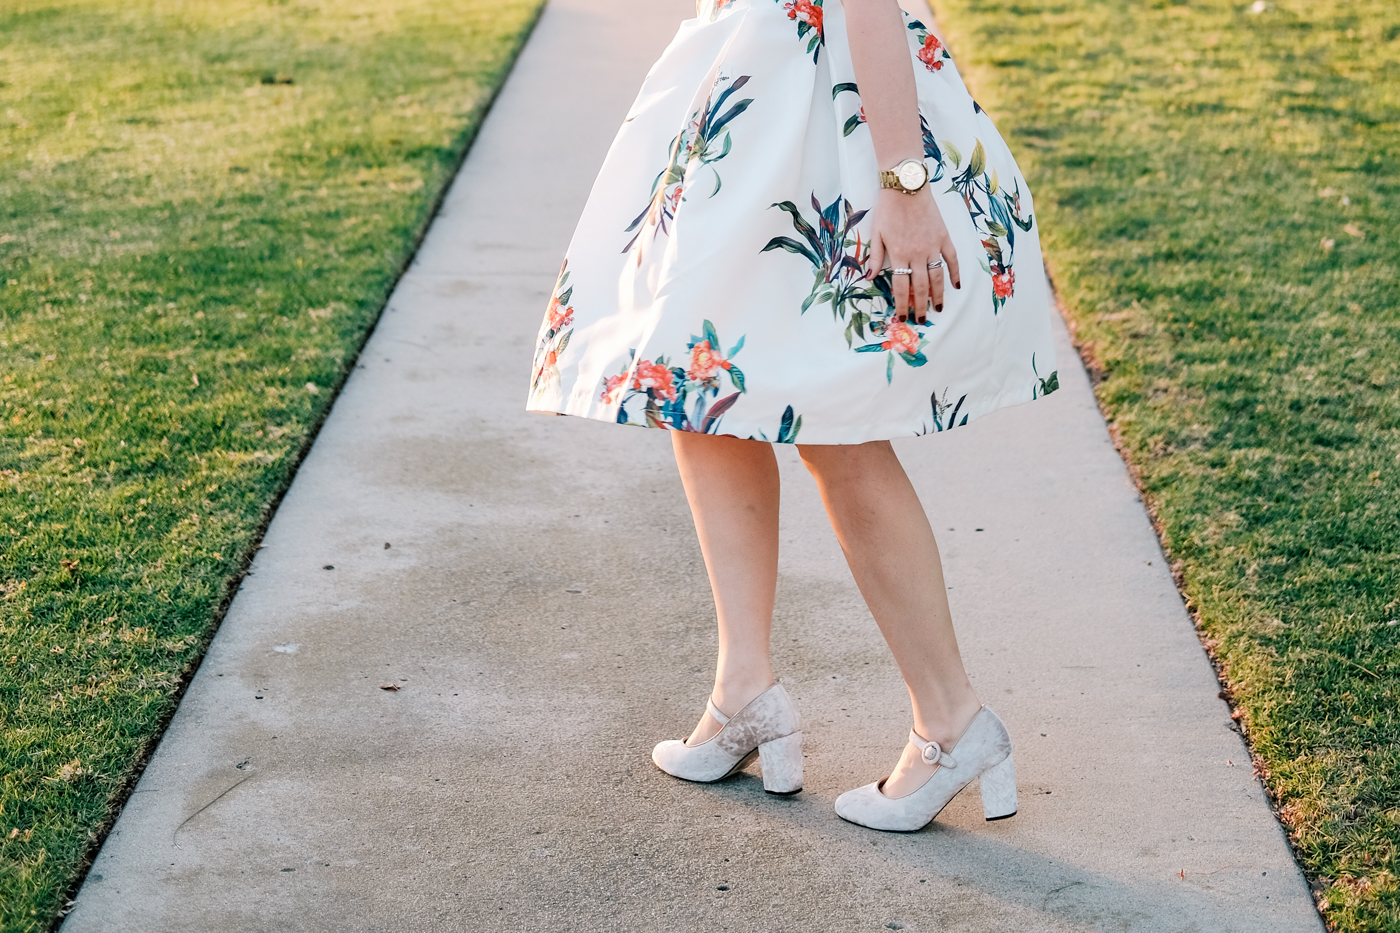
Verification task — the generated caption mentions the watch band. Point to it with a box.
[880,159,928,195]
[879,169,909,192]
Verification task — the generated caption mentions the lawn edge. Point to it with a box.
[1041,257,1334,932]
[43,3,548,927]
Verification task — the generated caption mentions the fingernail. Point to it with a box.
[935,303,943,312]
[954,280,962,289]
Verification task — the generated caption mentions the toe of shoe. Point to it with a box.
[835,783,923,832]
[651,739,687,773]
[834,783,883,826]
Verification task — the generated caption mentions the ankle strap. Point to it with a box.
[909,730,957,769]
[706,697,730,726]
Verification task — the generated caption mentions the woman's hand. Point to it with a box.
[867,186,961,325]
[844,0,961,325]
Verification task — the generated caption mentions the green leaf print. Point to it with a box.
[775,405,802,444]
[1032,352,1059,399]
[530,260,577,398]
[947,138,1033,313]
[763,193,934,383]
[623,75,754,254]
[917,389,968,434]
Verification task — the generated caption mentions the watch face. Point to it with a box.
[898,161,927,189]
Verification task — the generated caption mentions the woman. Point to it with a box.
[527,0,1056,832]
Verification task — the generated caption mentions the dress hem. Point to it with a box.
[524,384,1054,446]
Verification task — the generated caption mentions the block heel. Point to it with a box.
[758,731,804,794]
[652,684,802,788]
[834,706,1018,832]
[979,752,1017,821]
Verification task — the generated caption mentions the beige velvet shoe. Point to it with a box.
[835,705,1017,831]
[651,683,803,794]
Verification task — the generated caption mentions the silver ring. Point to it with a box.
[928,259,945,269]
[891,267,913,276]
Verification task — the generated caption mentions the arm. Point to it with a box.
[843,0,961,323]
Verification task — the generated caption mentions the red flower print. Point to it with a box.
[881,320,921,356]
[687,339,730,381]
[632,359,678,401]
[545,297,574,334]
[917,34,945,72]
[992,267,1016,299]
[665,184,684,213]
[783,0,822,33]
[601,373,628,405]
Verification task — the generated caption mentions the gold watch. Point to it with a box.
[879,158,929,195]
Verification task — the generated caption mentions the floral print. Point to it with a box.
[918,388,969,434]
[943,138,1035,314]
[750,405,804,444]
[920,115,948,179]
[763,193,937,383]
[777,0,823,61]
[833,82,865,138]
[604,320,749,433]
[907,19,951,72]
[854,313,930,384]
[525,0,1057,444]
[529,261,575,399]
[624,75,755,254]
[1032,353,1059,399]
[761,194,879,326]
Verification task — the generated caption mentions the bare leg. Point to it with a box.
[671,431,780,745]
[798,440,982,797]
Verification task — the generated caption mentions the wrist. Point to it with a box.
[879,157,930,195]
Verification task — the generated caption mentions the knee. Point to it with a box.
[797,440,894,482]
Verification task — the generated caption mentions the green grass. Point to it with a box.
[931,0,1400,928]
[0,0,541,927]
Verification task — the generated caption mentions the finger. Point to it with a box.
[930,261,945,315]
[869,236,885,281]
[892,263,911,322]
[943,241,962,290]
[912,263,931,325]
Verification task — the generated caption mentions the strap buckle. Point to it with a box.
[909,729,956,769]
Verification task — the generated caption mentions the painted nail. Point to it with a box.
[935,303,943,312]
[954,280,962,289]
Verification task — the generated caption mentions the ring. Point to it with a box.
[928,259,945,269]
[891,267,913,276]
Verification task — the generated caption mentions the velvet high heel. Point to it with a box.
[651,683,803,794]
[835,705,1017,831]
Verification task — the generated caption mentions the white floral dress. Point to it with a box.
[526,0,1058,444]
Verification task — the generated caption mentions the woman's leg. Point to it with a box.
[798,440,983,797]
[671,431,781,745]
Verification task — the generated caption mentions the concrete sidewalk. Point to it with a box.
[64,0,1324,930]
